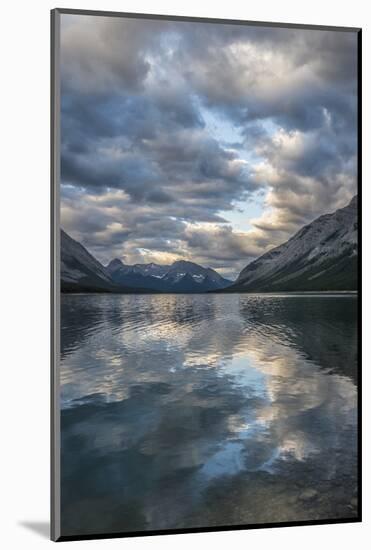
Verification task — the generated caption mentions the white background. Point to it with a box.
[1,0,369,548]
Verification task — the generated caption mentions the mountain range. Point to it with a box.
[106,258,231,292]
[224,195,358,292]
[61,195,357,293]
[61,230,231,293]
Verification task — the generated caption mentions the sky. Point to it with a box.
[60,14,358,279]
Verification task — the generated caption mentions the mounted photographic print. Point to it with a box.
[51,8,361,541]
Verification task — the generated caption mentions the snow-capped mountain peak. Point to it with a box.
[106,257,231,292]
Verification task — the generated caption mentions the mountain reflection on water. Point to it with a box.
[60,293,358,536]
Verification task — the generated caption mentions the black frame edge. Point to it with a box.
[50,8,55,542]
[56,517,362,543]
[51,7,61,543]
[53,7,361,32]
[356,27,362,523]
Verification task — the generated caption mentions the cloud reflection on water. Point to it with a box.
[60,294,357,536]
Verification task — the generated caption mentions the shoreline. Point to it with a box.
[61,290,358,296]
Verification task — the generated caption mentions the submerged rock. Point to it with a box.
[299,489,318,502]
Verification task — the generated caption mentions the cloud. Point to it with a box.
[176,24,357,129]
[61,88,257,218]
[60,14,358,278]
[61,15,167,93]
[243,123,357,249]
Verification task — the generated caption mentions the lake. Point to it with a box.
[60,293,358,536]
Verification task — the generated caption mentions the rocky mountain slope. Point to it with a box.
[227,195,358,292]
[60,230,152,293]
[61,230,116,292]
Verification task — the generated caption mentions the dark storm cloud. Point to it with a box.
[61,15,168,93]
[60,15,358,277]
[61,87,254,211]
[61,147,161,197]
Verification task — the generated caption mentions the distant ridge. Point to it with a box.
[106,258,231,293]
[61,230,230,293]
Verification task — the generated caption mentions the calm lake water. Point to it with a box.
[60,293,358,536]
